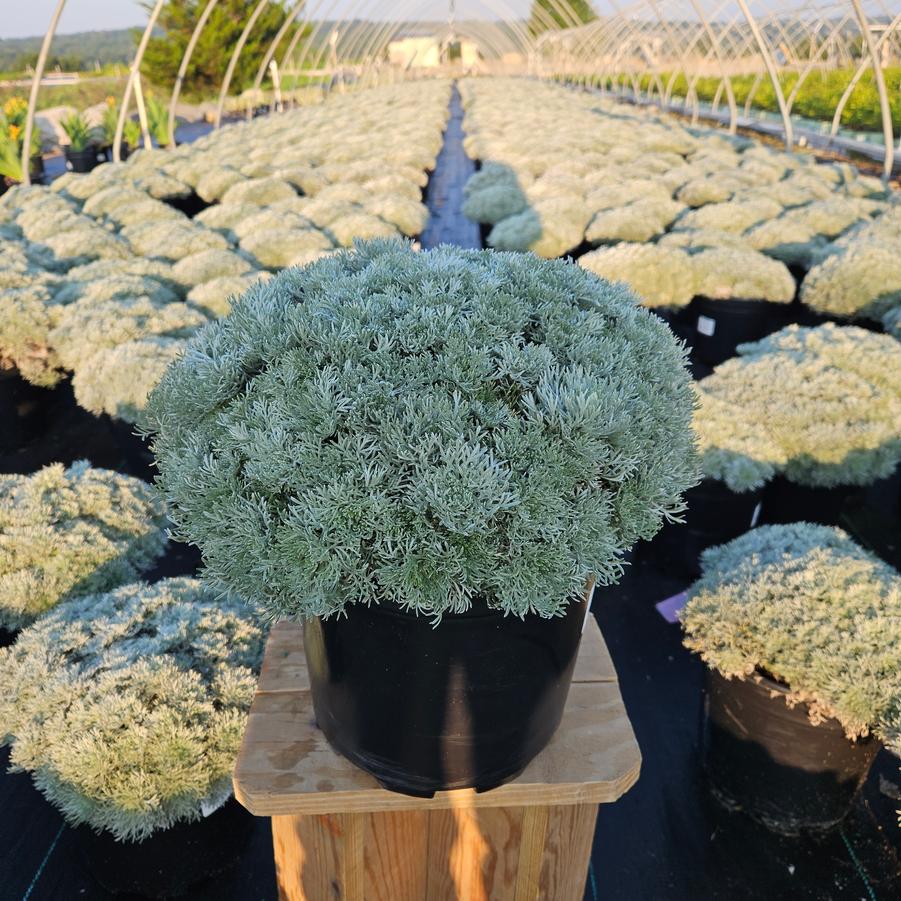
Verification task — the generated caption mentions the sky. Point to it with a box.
[1,0,539,41]
[2,0,146,39]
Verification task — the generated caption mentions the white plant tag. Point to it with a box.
[697,315,716,336]
[750,501,762,528]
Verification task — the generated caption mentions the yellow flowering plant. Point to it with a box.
[0,97,41,183]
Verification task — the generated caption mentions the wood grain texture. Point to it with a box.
[234,618,640,817]
[538,804,598,900]
[364,810,429,901]
[271,804,597,901]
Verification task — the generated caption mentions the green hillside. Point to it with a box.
[0,29,135,74]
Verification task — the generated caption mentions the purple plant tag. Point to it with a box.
[656,590,688,623]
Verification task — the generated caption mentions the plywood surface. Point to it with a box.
[235,618,641,816]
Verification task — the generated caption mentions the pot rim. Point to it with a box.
[308,592,589,624]
[709,667,879,746]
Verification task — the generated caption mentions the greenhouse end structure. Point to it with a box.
[19,1,901,181]
[3,1,901,900]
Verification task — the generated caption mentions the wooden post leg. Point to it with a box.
[534,803,598,900]
[424,803,598,901]
[272,810,429,901]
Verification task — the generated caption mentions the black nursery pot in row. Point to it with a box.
[703,670,879,835]
[64,146,106,174]
[761,473,901,530]
[305,592,589,797]
[638,479,762,579]
[687,297,795,367]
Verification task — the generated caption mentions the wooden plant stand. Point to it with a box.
[234,619,641,901]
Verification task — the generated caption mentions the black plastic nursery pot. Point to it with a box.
[641,479,762,578]
[102,144,131,162]
[761,477,866,529]
[64,146,104,174]
[703,670,880,835]
[0,369,56,454]
[0,627,17,648]
[72,798,253,899]
[688,297,794,366]
[164,191,212,219]
[304,593,590,797]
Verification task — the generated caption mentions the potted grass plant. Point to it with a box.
[141,240,698,796]
[0,577,265,898]
[99,96,119,161]
[123,119,143,158]
[145,95,172,148]
[61,112,103,174]
[682,523,899,835]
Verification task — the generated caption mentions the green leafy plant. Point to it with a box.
[123,118,142,151]
[60,111,97,152]
[144,94,171,147]
[694,323,901,491]
[0,462,168,630]
[0,577,264,840]
[142,241,698,622]
[0,96,41,183]
[100,96,119,147]
[682,523,901,753]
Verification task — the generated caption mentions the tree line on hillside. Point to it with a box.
[0,30,134,74]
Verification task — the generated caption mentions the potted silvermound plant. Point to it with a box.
[0,461,168,644]
[0,577,265,898]
[694,323,901,529]
[142,240,698,796]
[682,523,900,835]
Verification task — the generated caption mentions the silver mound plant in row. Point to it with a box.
[0,577,264,841]
[142,240,698,621]
[0,462,168,631]
[457,78,888,271]
[682,523,901,754]
[694,324,901,492]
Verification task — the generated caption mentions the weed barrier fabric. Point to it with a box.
[72,798,253,898]
[703,669,880,836]
[305,595,589,797]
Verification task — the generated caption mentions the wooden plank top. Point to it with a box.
[234,619,641,816]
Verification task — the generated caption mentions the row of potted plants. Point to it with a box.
[1,243,700,893]
[1,239,897,896]
[644,321,901,576]
[0,80,453,430]
[0,459,262,896]
[457,77,898,363]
